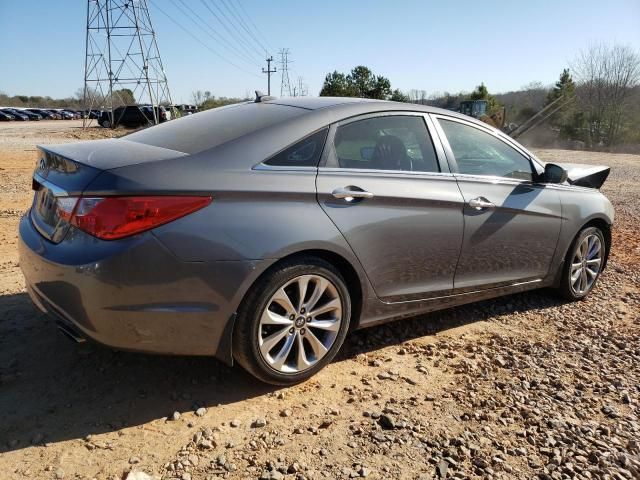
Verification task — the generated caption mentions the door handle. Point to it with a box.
[331,187,374,201]
[468,196,495,210]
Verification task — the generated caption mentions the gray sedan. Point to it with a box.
[19,96,613,385]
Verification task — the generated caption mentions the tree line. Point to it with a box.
[318,43,640,149]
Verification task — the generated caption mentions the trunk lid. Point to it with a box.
[29,140,187,243]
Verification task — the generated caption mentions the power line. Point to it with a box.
[149,0,260,78]
[172,0,258,66]
[219,0,268,55]
[234,0,274,53]
[201,0,263,61]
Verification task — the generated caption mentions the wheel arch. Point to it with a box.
[580,217,612,270]
[217,248,366,366]
[247,249,364,329]
[563,217,611,271]
[552,215,612,289]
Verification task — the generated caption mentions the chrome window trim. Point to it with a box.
[334,109,434,127]
[253,164,317,172]
[453,172,535,186]
[430,113,545,176]
[317,166,457,180]
[326,111,447,174]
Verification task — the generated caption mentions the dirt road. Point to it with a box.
[0,121,638,480]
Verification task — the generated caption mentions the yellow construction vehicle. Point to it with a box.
[459,100,506,129]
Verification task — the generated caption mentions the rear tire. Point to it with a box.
[100,120,111,128]
[233,257,351,385]
[556,226,605,301]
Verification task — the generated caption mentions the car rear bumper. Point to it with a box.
[19,212,266,361]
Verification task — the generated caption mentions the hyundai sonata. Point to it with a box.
[19,95,613,385]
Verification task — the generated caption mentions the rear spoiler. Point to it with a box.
[551,163,610,189]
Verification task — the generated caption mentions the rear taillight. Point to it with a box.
[56,196,212,240]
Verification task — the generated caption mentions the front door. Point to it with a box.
[316,113,465,302]
[434,115,562,292]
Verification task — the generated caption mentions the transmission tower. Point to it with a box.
[83,0,174,127]
[278,48,292,97]
[296,76,308,97]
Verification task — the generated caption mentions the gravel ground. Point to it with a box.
[0,121,638,480]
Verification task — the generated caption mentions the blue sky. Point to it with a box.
[1,0,639,103]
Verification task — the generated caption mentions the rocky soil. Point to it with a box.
[0,122,638,480]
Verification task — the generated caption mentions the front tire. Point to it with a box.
[233,257,351,385]
[557,226,606,300]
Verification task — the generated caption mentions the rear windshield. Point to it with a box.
[126,102,306,154]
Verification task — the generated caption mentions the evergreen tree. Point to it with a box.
[319,71,356,97]
[546,69,580,139]
[390,89,409,102]
[319,66,393,99]
[546,68,575,104]
[468,83,499,113]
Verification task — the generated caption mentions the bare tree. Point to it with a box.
[572,43,640,146]
[191,90,212,107]
[408,89,428,104]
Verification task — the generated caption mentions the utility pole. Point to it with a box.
[262,56,276,96]
[278,48,292,97]
[83,0,174,128]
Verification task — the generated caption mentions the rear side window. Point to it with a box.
[264,128,328,167]
[333,115,439,172]
[438,119,534,181]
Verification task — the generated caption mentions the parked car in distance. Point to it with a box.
[45,110,62,120]
[47,109,74,120]
[0,111,15,121]
[15,109,42,121]
[98,105,169,128]
[26,108,56,120]
[19,96,614,385]
[0,108,29,121]
[171,104,197,116]
[60,109,81,119]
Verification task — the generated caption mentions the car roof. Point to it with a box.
[265,96,485,125]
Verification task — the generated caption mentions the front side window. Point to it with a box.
[264,128,328,167]
[333,116,439,173]
[438,119,534,181]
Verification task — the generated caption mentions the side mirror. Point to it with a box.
[543,163,568,184]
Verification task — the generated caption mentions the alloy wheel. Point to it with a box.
[570,233,603,296]
[258,274,343,374]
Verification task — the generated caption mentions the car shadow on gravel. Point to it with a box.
[0,288,567,453]
[0,292,276,453]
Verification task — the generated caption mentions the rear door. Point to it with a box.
[433,115,562,292]
[316,113,464,302]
